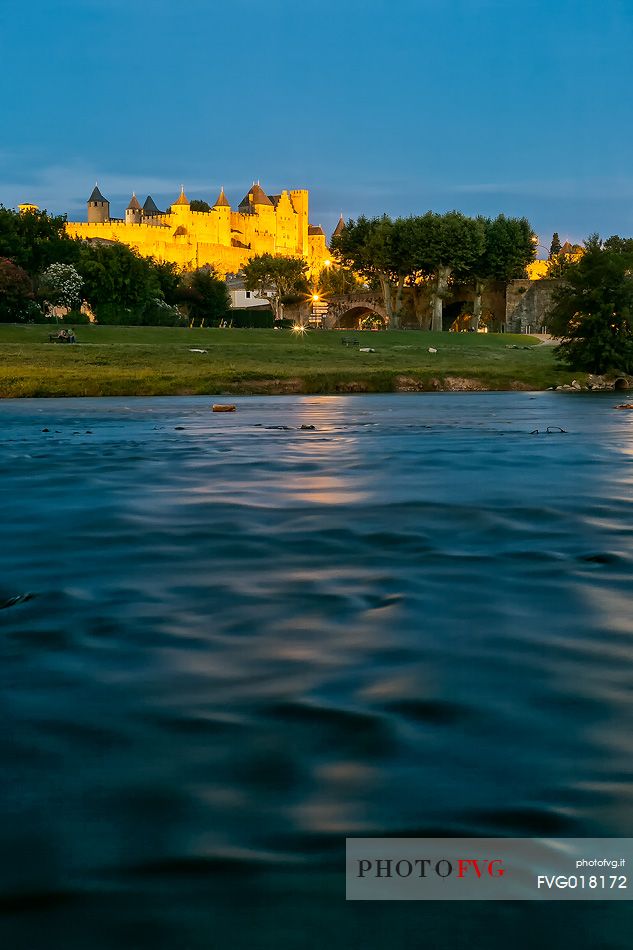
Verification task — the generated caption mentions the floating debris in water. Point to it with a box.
[530,426,567,434]
[0,592,35,610]
[212,405,236,412]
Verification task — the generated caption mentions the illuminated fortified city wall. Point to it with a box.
[65,183,330,276]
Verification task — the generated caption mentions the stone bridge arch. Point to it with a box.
[324,293,388,330]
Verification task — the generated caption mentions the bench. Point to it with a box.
[48,334,75,343]
[341,336,360,347]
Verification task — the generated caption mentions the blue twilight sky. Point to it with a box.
[1,0,632,250]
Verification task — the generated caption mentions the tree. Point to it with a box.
[603,235,633,255]
[152,259,182,305]
[76,242,163,321]
[469,216,535,330]
[317,262,360,296]
[242,253,308,321]
[549,236,633,374]
[0,206,80,275]
[549,232,562,258]
[0,257,35,322]
[190,200,212,213]
[178,268,231,326]
[331,216,411,328]
[390,215,436,328]
[421,212,486,331]
[39,262,83,312]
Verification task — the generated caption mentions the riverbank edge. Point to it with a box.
[1,371,627,399]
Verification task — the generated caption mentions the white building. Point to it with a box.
[226,275,271,310]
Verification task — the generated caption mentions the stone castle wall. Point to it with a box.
[66,187,327,277]
[505,279,559,332]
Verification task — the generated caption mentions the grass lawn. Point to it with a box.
[0,324,581,398]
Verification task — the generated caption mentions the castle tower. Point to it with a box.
[125,193,142,225]
[239,182,275,252]
[332,214,345,241]
[142,195,161,218]
[289,189,309,256]
[238,182,274,214]
[170,186,190,225]
[87,184,110,224]
[213,187,231,246]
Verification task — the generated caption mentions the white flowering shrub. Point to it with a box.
[40,263,83,311]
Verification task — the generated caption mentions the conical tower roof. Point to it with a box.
[174,186,189,206]
[143,195,161,215]
[126,193,141,211]
[214,187,230,208]
[88,184,108,203]
[239,182,273,210]
[332,214,345,239]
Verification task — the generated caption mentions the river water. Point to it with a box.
[1,393,633,948]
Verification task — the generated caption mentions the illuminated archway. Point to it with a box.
[334,306,387,330]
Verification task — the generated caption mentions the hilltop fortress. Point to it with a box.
[65,183,331,276]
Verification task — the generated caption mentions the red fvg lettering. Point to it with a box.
[458,859,505,878]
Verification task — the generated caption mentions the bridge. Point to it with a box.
[320,292,388,329]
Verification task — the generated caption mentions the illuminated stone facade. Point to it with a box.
[65,183,329,276]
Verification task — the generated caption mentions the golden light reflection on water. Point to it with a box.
[285,473,370,505]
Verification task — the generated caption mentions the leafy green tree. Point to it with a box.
[390,215,436,328]
[317,262,360,296]
[603,235,633,255]
[190,200,212,213]
[550,236,633,373]
[469,215,535,330]
[0,207,80,274]
[178,268,231,326]
[77,242,163,320]
[549,232,562,258]
[242,253,308,321]
[0,257,35,322]
[152,259,182,305]
[331,216,412,328]
[420,212,486,331]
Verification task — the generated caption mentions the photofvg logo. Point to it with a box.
[346,838,633,901]
[357,857,505,881]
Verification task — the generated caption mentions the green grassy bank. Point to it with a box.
[0,324,581,398]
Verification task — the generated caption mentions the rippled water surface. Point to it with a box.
[2,393,633,948]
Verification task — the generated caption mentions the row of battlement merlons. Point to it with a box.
[88,182,329,230]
